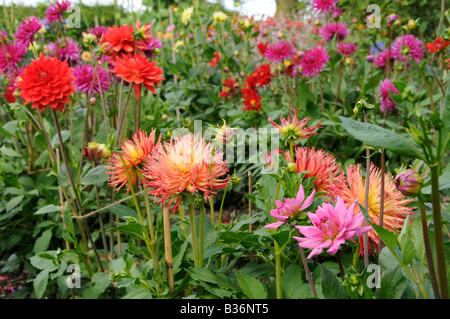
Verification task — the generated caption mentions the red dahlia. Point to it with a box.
[101,25,136,58]
[111,54,164,100]
[17,52,75,112]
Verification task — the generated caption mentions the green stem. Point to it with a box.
[430,164,449,299]
[217,187,228,239]
[274,241,282,299]
[199,200,205,268]
[417,195,440,299]
[188,202,199,267]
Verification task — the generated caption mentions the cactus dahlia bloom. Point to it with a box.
[293,196,372,259]
[265,184,316,229]
[142,134,230,210]
[45,0,72,24]
[287,146,345,196]
[16,52,75,112]
[106,129,160,193]
[336,164,413,255]
[269,106,321,142]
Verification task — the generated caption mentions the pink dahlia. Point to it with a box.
[73,64,110,95]
[298,46,330,77]
[87,25,108,41]
[265,40,296,63]
[374,48,394,71]
[336,42,357,56]
[321,22,349,43]
[14,16,42,47]
[312,0,337,14]
[293,196,372,259]
[44,38,81,66]
[45,0,72,24]
[0,41,27,76]
[320,22,349,43]
[378,79,400,112]
[391,34,424,67]
[265,184,316,229]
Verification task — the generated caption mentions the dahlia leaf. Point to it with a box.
[340,116,425,160]
[236,271,267,299]
[320,265,348,299]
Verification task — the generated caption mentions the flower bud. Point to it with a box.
[97,143,112,160]
[161,114,168,121]
[287,162,297,173]
[407,19,416,30]
[394,169,423,196]
[89,97,97,105]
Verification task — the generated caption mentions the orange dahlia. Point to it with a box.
[16,52,75,112]
[111,54,164,100]
[142,133,230,209]
[106,129,160,193]
[287,146,345,195]
[336,164,413,255]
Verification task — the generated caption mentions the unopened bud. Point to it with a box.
[394,169,423,196]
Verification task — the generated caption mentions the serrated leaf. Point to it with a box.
[320,265,348,299]
[236,271,267,299]
[34,204,61,215]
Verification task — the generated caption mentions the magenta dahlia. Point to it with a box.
[73,64,110,95]
[298,46,330,77]
[14,16,42,47]
[391,34,424,67]
[264,40,296,63]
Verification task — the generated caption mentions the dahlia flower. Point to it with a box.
[101,25,136,57]
[264,41,296,63]
[293,196,372,259]
[320,22,349,43]
[0,41,27,76]
[142,133,230,209]
[263,148,283,169]
[241,86,262,111]
[298,46,330,77]
[257,42,268,56]
[373,48,394,71]
[312,0,337,14]
[106,129,160,193]
[73,64,110,95]
[16,52,75,112]
[426,37,450,53]
[391,34,424,67]
[336,42,357,56]
[111,54,164,100]
[44,38,82,65]
[14,16,42,47]
[265,184,316,229]
[87,25,108,41]
[252,64,272,87]
[45,0,72,24]
[219,77,238,100]
[269,106,321,142]
[336,164,413,255]
[378,79,400,112]
[288,146,345,195]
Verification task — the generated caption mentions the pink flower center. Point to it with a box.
[319,217,339,238]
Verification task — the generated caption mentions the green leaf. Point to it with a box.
[398,216,415,265]
[34,269,49,299]
[122,287,153,299]
[236,271,267,299]
[111,223,145,240]
[81,165,109,186]
[281,264,311,299]
[0,145,22,157]
[189,267,238,292]
[320,265,348,299]
[378,264,407,299]
[109,203,139,220]
[34,204,61,215]
[358,203,398,255]
[34,229,53,254]
[6,195,24,212]
[339,117,424,160]
[91,272,111,296]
